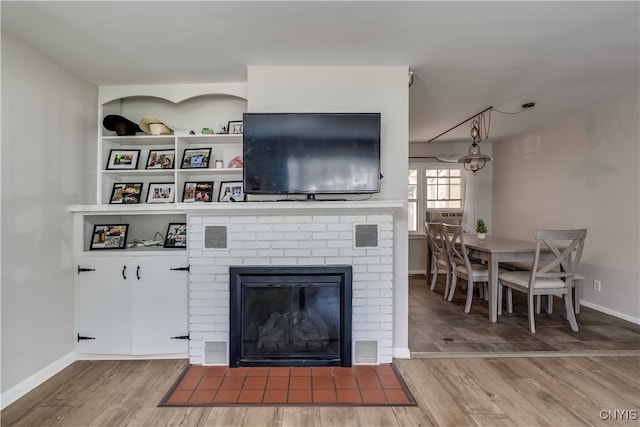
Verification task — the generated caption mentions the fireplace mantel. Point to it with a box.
[179,200,404,215]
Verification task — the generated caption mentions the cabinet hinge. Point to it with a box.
[77,266,96,274]
[77,333,96,342]
[171,334,190,340]
[170,265,190,272]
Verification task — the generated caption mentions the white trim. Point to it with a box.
[580,301,640,325]
[1,352,75,410]
[393,346,411,359]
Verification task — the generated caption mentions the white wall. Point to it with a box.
[247,66,410,356]
[1,32,97,401]
[493,94,639,321]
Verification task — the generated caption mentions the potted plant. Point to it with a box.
[476,218,487,240]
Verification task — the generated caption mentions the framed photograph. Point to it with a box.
[146,149,175,169]
[182,182,214,202]
[181,148,211,169]
[106,149,140,170]
[164,223,187,248]
[227,120,243,134]
[146,183,175,203]
[109,183,143,204]
[218,181,244,202]
[90,224,128,250]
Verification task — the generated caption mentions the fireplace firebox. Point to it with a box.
[229,266,352,367]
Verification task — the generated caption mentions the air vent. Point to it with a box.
[203,225,227,249]
[203,341,227,365]
[354,224,379,248]
[354,340,378,364]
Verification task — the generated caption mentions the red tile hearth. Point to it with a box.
[159,364,416,407]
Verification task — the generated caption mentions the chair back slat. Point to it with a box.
[426,222,448,261]
[531,229,587,287]
[442,224,473,270]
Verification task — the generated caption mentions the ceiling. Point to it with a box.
[2,1,638,144]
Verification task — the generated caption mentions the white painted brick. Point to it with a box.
[312,231,340,240]
[367,314,393,323]
[352,314,366,323]
[339,231,353,240]
[352,297,366,306]
[380,305,393,314]
[230,216,258,224]
[273,224,297,232]
[353,322,380,331]
[285,249,312,257]
[352,331,367,340]
[325,257,352,265]
[380,289,393,298]
[285,231,312,241]
[297,258,326,265]
[203,216,230,225]
[258,216,285,224]
[366,215,392,222]
[368,297,392,307]
[367,264,393,273]
[230,249,258,258]
[257,249,285,258]
[352,256,381,265]
[311,248,339,257]
[299,240,326,249]
[286,216,312,223]
[339,215,367,223]
[379,231,394,240]
[353,289,380,298]
[244,241,272,249]
[234,232,257,241]
[243,224,271,232]
[257,232,284,241]
[270,258,299,265]
[327,240,352,248]
[272,240,299,249]
[327,223,352,231]
[312,215,340,223]
[353,305,380,314]
[300,223,328,232]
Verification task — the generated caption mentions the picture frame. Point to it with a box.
[181,148,211,169]
[182,182,214,202]
[146,149,175,169]
[227,120,243,134]
[146,183,175,203]
[164,223,187,248]
[90,224,129,250]
[218,181,244,202]
[106,149,140,170]
[109,182,143,204]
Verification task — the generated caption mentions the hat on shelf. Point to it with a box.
[103,114,143,136]
[139,116,177,136]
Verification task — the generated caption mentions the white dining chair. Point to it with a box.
[498,229,587,333]
[425,222,452,298]
[442,224,489,313]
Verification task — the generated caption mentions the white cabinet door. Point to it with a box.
[131,256,189,355]
[75,258,132,355]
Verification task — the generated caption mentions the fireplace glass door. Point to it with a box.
[242,280,340,362]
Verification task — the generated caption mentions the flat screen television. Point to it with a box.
[243,112,381,197]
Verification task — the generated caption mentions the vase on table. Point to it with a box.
[477,232,486,240]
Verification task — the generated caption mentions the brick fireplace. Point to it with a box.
[185,201,400,366]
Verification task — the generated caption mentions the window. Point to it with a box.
[408,164,464,233]
[425,168,462,209]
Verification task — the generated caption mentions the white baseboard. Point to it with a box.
[408,270,426,276]
[580,301,640,325]
[1,351,76,410]
[393,346,411,359]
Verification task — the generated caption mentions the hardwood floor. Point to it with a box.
[3,275,639,426]
[2,356,639,426]
[410,274,640,355]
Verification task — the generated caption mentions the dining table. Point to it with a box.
[463,234,542,323]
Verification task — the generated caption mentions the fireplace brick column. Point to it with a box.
[187,211,395,365]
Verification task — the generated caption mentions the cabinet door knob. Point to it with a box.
[136,265,141,280]
[122,265,127,280]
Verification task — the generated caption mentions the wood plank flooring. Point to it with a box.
[409,274,640,355]
[2,356,639,426]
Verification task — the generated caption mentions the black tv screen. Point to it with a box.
[243,113,381,196]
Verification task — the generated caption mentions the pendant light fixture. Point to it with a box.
[426,103,535,174]
[458,117,492,174]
